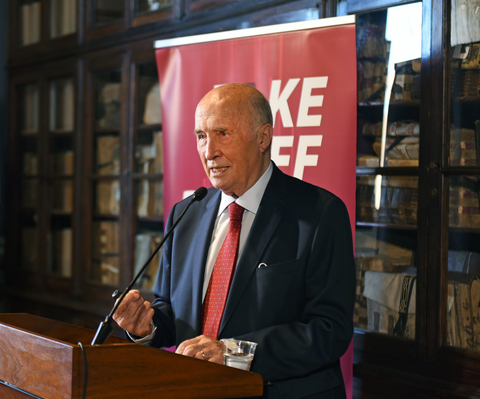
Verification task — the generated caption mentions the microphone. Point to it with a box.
[91,187,208,345]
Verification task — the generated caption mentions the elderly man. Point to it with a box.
[114,83,355,399]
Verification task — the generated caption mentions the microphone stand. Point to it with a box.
[91,187,207,345]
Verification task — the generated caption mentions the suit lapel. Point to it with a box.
[219,166,288,335]
[190,190,221,331]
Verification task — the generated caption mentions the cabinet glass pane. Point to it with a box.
[92,220,119,285]
[48,75,75,278]
[19,1,41,46]
[94,70,122,129]
[21,83,39,135]
[50,78,75,132]
[135,0,172,15]
[21,178,38,208]
[48,75,75,265]
[19,212,38,272]
[355,176,418,335]
[51,180,74,213]
[21,136,38,176]
[133,225,163,291]
[132,61,164,292]
[136,179,163,218]
[136,62,162,173]
[50,136,74,175]
[94,179,120,215]
[95,135,120,174]
[135,130,163,173]
[138,62,161,126]
[93,68,121,212]
[447,176,480,350]
[93,0,123,26]
[449,55,479,168]
[18,82,40,273]
[354,2,422,339]
[447,0,480,352]
[21,225,38,271]
[48,222,73,278]
[49,0,77,38]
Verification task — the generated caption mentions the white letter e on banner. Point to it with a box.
[296,77,328,127]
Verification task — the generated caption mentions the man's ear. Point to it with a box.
[258,124,274,153]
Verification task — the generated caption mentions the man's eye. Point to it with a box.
[220,131,227,136]
[197,133,205,140]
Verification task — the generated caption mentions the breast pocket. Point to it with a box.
[253,259,306,323]
[255,259,300,280]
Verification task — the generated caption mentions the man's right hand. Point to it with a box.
[112,290,155,337]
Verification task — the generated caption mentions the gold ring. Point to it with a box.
[200,350,206,360]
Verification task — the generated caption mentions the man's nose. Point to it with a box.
[204,136,220,160]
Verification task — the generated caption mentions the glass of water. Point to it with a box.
[221,339,258,371]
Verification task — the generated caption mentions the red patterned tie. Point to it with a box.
[202,202,245,339]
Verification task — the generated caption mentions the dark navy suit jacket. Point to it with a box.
[148,164,356,399]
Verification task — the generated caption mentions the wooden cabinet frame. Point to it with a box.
[6,0,480,397]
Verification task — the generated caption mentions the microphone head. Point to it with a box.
[192,187,208,202]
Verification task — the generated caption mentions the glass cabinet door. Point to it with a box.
[18,0,41,47]
[90,68,122,286]
[19,82,40,271]
[354,2,422,338]
[47,77,75,278]
[446,0,480,351]
[49,0,77,39]
[132,59,163,291]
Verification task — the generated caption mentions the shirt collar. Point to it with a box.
[218,161,273,216]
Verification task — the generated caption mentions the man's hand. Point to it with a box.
[176,335,225,364]
[112,290,155,337]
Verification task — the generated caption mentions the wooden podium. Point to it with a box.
[0,314,263,399]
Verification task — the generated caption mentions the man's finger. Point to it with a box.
[176,335,225,364]
[114,290,141,315]
[176,337,197,356]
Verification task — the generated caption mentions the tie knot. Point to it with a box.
[228,202,244,222]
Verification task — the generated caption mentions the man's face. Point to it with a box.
[194,92,269,198]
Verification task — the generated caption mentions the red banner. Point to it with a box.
[155,16,356,398]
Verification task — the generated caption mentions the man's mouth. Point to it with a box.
[210,167,228,174]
